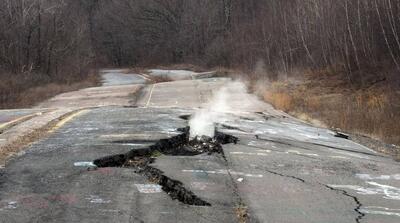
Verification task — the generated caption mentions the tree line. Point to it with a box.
[0,0,96,77]
[1,0,400,85]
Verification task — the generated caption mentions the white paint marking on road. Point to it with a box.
[356,174,400,180]
[160,130,180,135]
[74,162,97,168]
[329,181,400,200]
[364,206,400,211]
[138,73,152,82]
[182,169,263,178]
[119,143,147,146]
[145,84,156,108]
[247,141,262,146]
[0,201,18,211]
[99,133,156,139]
[230,152,269,156]
[86,195,111,204]
[135,184,162,193]
[99,209,121,213]
[361,206,400,217]
[329,155,350,159]
[285,150,319,157]
[255,149,272,153]
[368,182,400,200]
[328,149,370,159]
[237,178,244,182]
[361,210,400,217]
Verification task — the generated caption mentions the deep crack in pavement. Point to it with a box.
[1,70,399,223]
[93,127,238,207]
[324,185,365,223]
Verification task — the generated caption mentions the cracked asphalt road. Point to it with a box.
[0,69,399,223]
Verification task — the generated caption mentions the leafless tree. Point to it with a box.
[1,0,400,86]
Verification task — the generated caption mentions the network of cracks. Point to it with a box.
[93,126,238,206]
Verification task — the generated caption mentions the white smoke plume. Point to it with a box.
[189,81,265,138]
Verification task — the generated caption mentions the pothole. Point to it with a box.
[93,127,238,206]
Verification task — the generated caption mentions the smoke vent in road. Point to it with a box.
[93,127,238,206]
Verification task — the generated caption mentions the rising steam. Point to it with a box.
[189,81,264,138]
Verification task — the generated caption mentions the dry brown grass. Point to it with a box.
[127,67,148,74]
[129,64,208,74]
[156,63,208,72]
[235,204,248,223]
[128,64,240,79]
[152,76,174,83]
[0,71,100,109]
[259,75,400,146]
[212,67,241,78]
[263,92,294,112]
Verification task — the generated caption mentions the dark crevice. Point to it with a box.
[334,131,350,139]
[141,166,211,206]
[264,169,306,183]
[93,127,238,206]
[219,144,250,223]
[324,185,365,223]
[179,115,191,121]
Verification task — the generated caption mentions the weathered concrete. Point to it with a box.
[37,69,144,109]
[0,69,399,223]
[101,69,147,86]
[36,84,142,109]
[0,70,145,164]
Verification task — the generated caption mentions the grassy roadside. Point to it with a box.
[251,69,400,158]
[0,70,100,109]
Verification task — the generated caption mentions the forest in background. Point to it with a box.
[0,0,98,108]
[0,0,399,145]
[2,1,400,81]
[92,0,400,87]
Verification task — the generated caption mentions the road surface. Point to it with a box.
[0,69,399,223]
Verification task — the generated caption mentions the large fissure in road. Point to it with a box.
[93,127,238,206]
[324,185,365,223]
